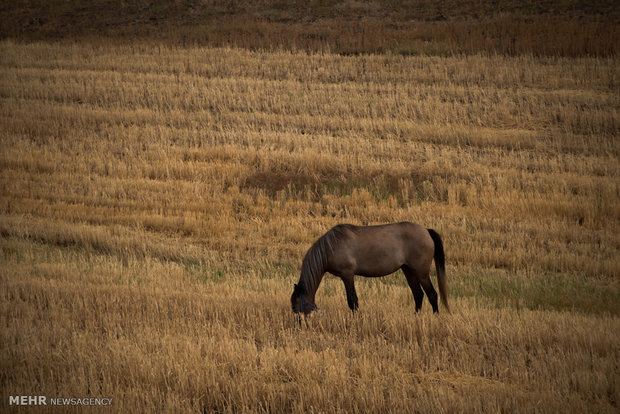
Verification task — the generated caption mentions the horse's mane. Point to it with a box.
[299,224,356,295]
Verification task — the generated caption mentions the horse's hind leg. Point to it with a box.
[403,266,424,312]
[419,273,439,313]
[341,275,359,312]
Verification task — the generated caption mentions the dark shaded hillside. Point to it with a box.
[2,1,619,56]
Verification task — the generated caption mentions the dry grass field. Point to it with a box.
[1,36,619,412]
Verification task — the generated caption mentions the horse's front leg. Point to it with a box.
[341,275,359,312]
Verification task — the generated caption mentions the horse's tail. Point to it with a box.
[427,229,449,313]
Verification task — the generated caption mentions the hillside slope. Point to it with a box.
[2,0,619,56]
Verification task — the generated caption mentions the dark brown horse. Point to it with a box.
[291,222,448,314]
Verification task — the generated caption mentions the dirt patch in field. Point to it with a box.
[242,168,433,206]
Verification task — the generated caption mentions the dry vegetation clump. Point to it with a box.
[1,39,619,412]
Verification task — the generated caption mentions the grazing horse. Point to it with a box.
[291,222,448,315]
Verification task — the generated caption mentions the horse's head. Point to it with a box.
[291,283,317,314]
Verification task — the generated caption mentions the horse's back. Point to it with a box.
[349,222,432,245]
[330,222,431,245]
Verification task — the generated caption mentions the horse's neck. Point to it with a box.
[301,234,335,301]
[301,265,324,302]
